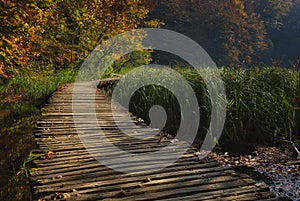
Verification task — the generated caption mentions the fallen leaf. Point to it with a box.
[46,151,55,159]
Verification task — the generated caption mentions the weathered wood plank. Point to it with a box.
[30,83,275,201]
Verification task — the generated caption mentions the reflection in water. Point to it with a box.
[0,102,40,199]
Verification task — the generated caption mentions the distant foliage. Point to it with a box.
[245,0,293,30]
[143,0,295,66]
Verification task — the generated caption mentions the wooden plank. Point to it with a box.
[32,166,233,195]
[30,83,275,201]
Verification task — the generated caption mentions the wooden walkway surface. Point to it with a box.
[30,82,276,201]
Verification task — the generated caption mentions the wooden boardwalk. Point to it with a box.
[30,83,276,201]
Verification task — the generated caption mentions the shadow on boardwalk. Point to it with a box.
[30,83,276,201]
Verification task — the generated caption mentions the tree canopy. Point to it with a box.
[0,0,158,78]
[143,0,298,67]
[1,0,299,78]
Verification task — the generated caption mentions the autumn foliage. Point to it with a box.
[0,0,155,78]
[0,0,298,78]
[143,0,294,66]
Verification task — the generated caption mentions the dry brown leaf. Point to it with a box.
[46,151,55,159]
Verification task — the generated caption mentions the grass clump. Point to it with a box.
[221,67,299,144]
[112,66,300,145]
[0,68,77,103]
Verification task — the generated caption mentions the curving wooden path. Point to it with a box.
[30,82,276,201]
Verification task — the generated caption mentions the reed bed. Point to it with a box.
[113,67,300,145]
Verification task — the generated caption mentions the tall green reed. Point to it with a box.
[108,66,299,145]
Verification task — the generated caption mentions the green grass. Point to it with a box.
[0,67,78,103]
[112,66,300,145]
[221,67,299,144]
